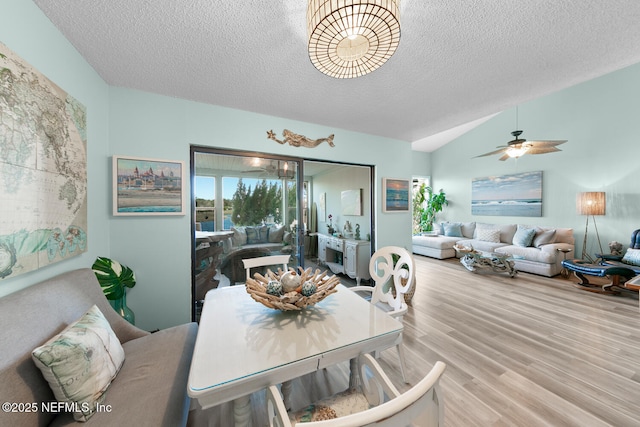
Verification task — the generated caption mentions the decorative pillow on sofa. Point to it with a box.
[622,248,640,266]
[268,225,285,243]
[257,225,270,243]
[245,226,259,244]
[443,223,463,237]
[32,305,124,422]
[231,226,247,247]
[476,227,501,243]
[533,228,556,248]
[513,226,536,247]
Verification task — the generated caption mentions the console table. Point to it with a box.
[317,234,371,284]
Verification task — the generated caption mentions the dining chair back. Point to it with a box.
[350,246,415,382]
[267,353,446,427]
[242,254,291,282]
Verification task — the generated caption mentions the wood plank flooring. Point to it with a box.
[190,255,640,426]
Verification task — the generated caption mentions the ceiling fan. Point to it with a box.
[474,130,567,161]
[241,160,278,176]
[474,108,567,161]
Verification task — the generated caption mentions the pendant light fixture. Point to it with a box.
[307,0,401,79]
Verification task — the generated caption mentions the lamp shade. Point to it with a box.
[307,0,401,79]
[576,192,606,216]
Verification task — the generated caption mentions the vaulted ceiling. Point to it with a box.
[34,1,640,151]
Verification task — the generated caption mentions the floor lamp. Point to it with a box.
[576,192,606,263]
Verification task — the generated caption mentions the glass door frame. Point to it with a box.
[190,146,304,321]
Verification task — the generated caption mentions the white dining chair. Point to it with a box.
[242,254,291,282]
[267,353,446,427]
[350,246,415,383]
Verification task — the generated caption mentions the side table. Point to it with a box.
[557,248,573,279]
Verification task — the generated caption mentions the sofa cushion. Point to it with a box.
[622,248,640,266]
[32,305,125,422]
[496,245,557,264]
[245,226,258,244]
[443,223,463,237]
[460,222,476,238]
[533,228,556,247]
[553,228,574,245]
[268,225,284,243]
[513,226,536,247]
[50,323,198,427]
[476,227,501,243]
[458,238,507,253]
[413,235,460,250]
[474,223,517,244]
[231,226,247,246]
[439,222,475,238]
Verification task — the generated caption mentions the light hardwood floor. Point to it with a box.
[192,255,640,426]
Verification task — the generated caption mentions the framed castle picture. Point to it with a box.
[113,156,186,216]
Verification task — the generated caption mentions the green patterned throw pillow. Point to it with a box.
[32,305,124,422]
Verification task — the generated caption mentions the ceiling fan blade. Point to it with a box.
[525,146,563,155]
[498,153,511,161]
[473,147,508,158]
[527,139,567,147]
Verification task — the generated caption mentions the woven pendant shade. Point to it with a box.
[307,0,401,79]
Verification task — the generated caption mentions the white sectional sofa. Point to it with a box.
[412,221,574,277]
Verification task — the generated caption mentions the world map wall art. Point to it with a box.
[0,42,87,280]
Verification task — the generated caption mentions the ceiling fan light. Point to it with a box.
[307,0,401,79]
[506,146,529,158]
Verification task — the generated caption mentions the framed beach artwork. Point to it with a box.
[113,156,186,216]
[471,171,543,217]
[382,178,410,212]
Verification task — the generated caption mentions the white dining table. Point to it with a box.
[187,283,403,426]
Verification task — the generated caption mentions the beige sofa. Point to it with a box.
[412,222,574,277]
[0,269,197,426]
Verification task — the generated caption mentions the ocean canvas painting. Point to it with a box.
[472,171,542,217]
[383,178,410,212]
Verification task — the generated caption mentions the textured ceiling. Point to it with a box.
[34,0,640,152]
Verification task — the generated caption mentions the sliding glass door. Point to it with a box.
[190,148,302,320]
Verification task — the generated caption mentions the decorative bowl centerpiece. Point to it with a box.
[246,267,339,311]
[453,243,477,255]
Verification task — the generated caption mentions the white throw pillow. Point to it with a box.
[622,248,640,266]
[32,305,124,422]
[476,227,501,243]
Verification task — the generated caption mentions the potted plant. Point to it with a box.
[92,256,136,325]
[413,184,448,233]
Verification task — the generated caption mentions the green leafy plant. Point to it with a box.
[413,184,448,233]
[91,257,136,300]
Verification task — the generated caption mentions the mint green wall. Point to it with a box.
[2,1,414,330]
[0,0,111,297]
[312,165,372,238]
[431,63,640,257]
[108,87,414,330]
[411,150,432,178]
